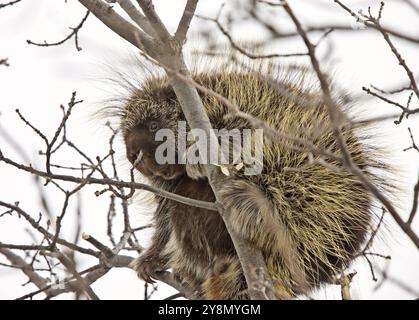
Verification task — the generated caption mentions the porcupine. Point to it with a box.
[116,60,391,300]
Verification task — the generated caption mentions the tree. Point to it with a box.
[0,0,418,300]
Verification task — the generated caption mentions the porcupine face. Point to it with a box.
[124,123,184,180]
[122,79,185,181]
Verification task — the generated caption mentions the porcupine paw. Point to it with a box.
[130,254,166,284]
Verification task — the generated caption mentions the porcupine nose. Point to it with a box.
[127,145,140,164]
[125,129,148,165]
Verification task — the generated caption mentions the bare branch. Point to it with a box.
[270,21,419,45]
[335,1,419,104]
[196,12,309,59]
[0,152,217,211]
[335,272,356,300]
[404,128,419,153]
[136,0,172,42]
[27,10,90,51]
[110,0,156,36]
[362,87,419,124]
[0,248,48,289]
[408,175,419,225]
[0,201,99,257]
[0,58,10,67]
[77,0,154,51]
[0,0,21,9]
[41,250,100,300]
[174,0,199,43]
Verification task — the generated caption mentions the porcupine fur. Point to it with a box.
[111,57,394,300]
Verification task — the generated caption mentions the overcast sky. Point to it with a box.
[0,0,418,300]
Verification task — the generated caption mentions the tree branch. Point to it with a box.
[0,248,48,289]
[110,0,156,36]
[174,0,198,43]
[27,10,90,51]
[0,152,217,211]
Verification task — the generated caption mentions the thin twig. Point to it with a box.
[27,10,90,51]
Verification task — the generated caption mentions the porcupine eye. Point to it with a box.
[148,121,159,132]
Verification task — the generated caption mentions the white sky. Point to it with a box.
[0,0,418,300]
